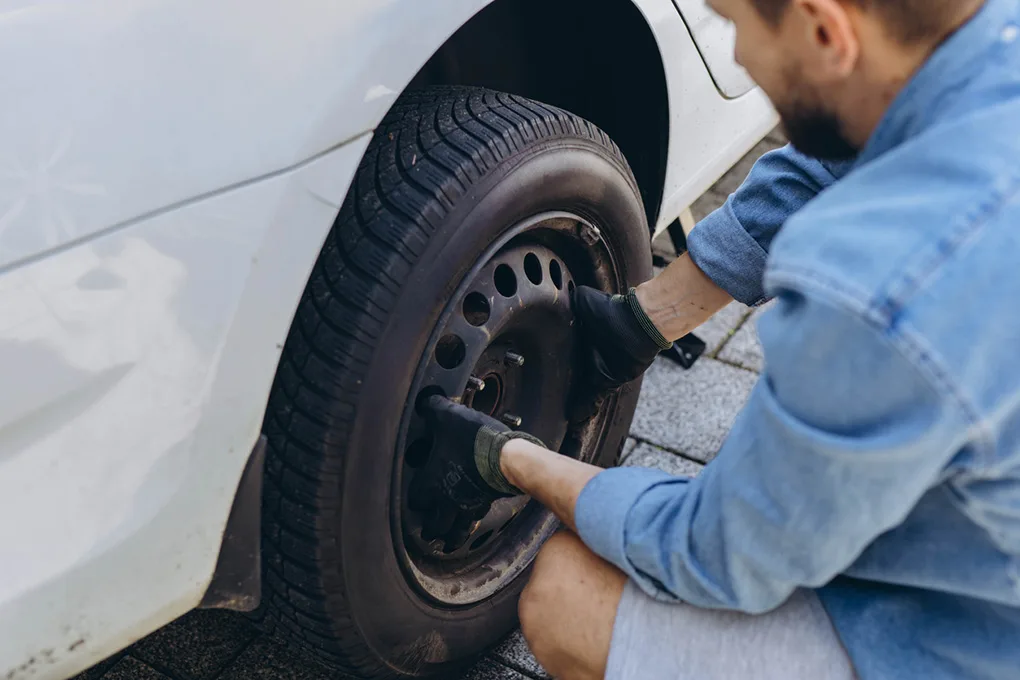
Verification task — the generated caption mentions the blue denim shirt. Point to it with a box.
[575,1,1020,677]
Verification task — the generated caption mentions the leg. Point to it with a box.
[518,531,626,680]
[519,534,858,680]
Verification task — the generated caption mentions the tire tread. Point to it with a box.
[258,86,633,677]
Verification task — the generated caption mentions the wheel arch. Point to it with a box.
[406,0,671,228]
[223,0,676,523]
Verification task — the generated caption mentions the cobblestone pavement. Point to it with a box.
[73,132,784,680]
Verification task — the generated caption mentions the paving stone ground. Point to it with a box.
[73,134,782,680]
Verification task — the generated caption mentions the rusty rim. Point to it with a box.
[391,212,622,606]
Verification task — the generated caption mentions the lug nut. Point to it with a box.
[467,376,486,392]
[501,413,522,428]
[504,351,525,367]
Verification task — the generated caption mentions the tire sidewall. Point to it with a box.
[338,137,651,674]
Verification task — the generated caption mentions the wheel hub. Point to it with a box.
[393,214,618,606]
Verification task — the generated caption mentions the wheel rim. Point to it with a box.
[392,212,622,606]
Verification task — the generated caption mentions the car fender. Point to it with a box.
[0,0,488,271]
[0,134,371,680]
[0,0,772,267]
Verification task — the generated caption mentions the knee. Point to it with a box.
[519,532,582,634]
[522,534,579,607]
[519,532,620,680]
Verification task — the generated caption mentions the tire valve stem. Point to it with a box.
[467,376,486,392]
[504,351,525,367]
[501,413,522,428]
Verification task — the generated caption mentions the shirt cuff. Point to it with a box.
[687,200,770,307]
[574,466,675,572]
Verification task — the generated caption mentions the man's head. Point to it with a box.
[708,0,985,159]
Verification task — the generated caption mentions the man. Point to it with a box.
[412,0,1020,677]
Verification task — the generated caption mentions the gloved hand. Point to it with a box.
[569,285,672,424]
[409,395,546,542]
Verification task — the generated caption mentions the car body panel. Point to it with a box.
[642,0,776,236]
[0,1,774,677]
[0,134,370,679]
[0,0,477,271]
[0,0,772,268]
[671,0,758,98]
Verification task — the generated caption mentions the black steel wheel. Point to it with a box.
[397,217,616,605]
[258,87,652,678]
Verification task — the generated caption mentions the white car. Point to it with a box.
[0,1,775,678]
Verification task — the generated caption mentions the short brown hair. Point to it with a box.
[750,0,970,43]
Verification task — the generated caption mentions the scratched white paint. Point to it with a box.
[0,0,772,677]
[365,84,399,102]
[0,136,371,680]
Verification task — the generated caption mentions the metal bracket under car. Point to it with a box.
[663,333,708,369]
[198,436,266,612]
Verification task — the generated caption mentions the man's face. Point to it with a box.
[708,0,859,160]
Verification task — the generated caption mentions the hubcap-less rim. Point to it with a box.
[393,212,621,606]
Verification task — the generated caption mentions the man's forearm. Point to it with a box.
[635,253,732,341]
[500,438,602,533]
[496,256,729,528]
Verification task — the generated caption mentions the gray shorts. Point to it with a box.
[606,581,858,680]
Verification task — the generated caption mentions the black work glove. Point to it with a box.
[409,396,546,541]
[569,285,672,424]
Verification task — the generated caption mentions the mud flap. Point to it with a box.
[198,436,266,612]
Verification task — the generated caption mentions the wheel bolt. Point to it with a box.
[501,413,522,428]
[504,351,525,367]
[467,376,486,392]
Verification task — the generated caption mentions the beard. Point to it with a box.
[774,75,859,161]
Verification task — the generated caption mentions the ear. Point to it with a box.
[790,0,860,78]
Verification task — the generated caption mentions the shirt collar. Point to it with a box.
[856,0,1019,166]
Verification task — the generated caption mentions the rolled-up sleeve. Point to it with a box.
[574,288,969,613]
[687,146,852,306]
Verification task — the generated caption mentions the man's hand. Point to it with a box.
[409,396,545,541]
[569,286,673,423]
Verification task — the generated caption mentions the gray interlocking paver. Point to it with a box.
[697,301,752,354]
[491,631,550,679]
[128,610,258,680]
[462,658,532,680]
[71,653,126,680]
[630,357,759,463]
[718,314,764,372]
[620,436,639,463]
[624,443,704,477]
[98,658,171,680]
[718,301,776,372]
[214,636,343,680]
